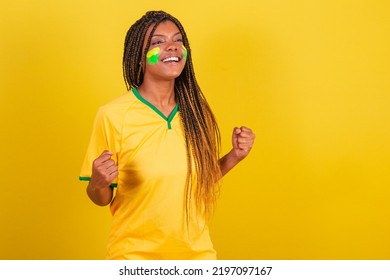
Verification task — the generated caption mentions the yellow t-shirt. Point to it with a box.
[80,88,216,260]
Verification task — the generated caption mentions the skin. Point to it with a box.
[87,20,255,206]
[86,150,117,206]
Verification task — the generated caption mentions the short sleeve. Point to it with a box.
[79,106,119,187]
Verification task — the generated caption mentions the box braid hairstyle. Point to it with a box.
[123,10,222,220]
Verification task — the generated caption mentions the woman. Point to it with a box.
[79,10,255,260]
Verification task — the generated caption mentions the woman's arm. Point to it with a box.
[219,126,255,176]
[86,150,117,206]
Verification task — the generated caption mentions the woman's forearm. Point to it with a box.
[219,149,241,177]
[86,181,113,206]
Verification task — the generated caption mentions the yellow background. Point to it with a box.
[1,0,389,259]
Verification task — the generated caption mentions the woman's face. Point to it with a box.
[142,20,187,81]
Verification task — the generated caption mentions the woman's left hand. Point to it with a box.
[231,126,256,161]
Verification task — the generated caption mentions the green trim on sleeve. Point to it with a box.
[79,176,90,182]
[79,176,117,188]
[132,87,178,130]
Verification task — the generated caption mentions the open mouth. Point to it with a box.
[162,56,180,63]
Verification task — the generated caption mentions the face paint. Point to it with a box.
[182,45,188,61]
[146,47,160,65]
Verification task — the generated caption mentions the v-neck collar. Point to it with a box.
[132,87,179,130]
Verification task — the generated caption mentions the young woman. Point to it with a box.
[80,10,255,260]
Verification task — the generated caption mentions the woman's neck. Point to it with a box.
[137,81,176,116]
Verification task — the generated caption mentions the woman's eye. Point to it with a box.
[152,40,163,45]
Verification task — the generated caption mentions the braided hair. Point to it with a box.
[123,11,221,220]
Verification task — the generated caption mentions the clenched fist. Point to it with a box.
[231,126,256,161]
[90,150,118,190]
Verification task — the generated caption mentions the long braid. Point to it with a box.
[123,11,222,220]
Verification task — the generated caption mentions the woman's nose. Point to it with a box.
[166,41,179,51]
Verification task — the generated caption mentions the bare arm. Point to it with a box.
[86,150,118,206]
[219,126,255,176]
[219,149,241,176]
[87,181,114,206]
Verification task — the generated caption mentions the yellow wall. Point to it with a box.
[1,0,389,259]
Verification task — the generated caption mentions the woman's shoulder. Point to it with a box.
[98,91,137,115]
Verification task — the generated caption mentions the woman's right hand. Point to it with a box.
[89,150,118,190]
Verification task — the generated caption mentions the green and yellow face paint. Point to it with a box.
[146,47,160,65]
[182,45,188,61]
